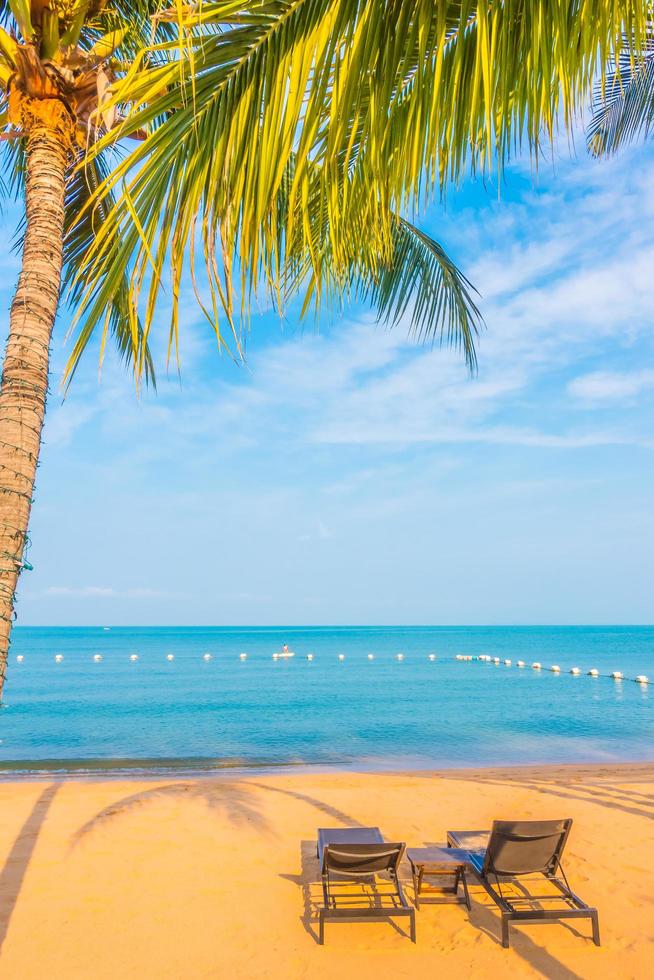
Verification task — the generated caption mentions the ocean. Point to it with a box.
[1,626,652,774]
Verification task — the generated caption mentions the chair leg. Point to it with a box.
[412,867,421,909]
[461,869,471,911]
[319,910,325,945]
[591,911,601,947]
[409,909,416,943]
[501,914,510,949]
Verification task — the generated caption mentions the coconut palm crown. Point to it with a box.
[0,1,651,699]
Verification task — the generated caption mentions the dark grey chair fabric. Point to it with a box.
[317,828,415,944]
[448,819,600,948]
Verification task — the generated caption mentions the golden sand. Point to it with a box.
[0,763,652,978]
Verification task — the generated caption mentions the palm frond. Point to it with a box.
[587,36,654,156]
[62,150,156,389]
[365,218,480,370]
[71,0,649,383]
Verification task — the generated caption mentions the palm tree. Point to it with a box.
[588,33,654,155]
[0,2,648,700]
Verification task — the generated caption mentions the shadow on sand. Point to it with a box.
[0,783,59,955]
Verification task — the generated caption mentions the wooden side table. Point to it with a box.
[406,846,471,910]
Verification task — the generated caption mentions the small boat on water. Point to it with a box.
[273,645,295,660]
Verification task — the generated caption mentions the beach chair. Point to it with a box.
[447,819,600,948]
[317,827,415,944]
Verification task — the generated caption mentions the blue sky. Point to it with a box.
[5,133,654,626]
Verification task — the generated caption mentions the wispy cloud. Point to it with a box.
[7,135,654,625]
[39,586,177,600]
[568,370,654,404]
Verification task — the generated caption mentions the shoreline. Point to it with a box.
[2,756,654,782]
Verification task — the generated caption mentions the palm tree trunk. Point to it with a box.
[0,121,68,700]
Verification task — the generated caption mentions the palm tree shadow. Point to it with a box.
[70,780,271,847]
[246,781,365,827]
[0,783,59,955]
[73,775,370,850]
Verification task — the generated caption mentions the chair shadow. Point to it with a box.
[0,783,59,955]
[464,895,586,980]
[419,839,591,978]
[280,840,412,945]
[279,839,324,944]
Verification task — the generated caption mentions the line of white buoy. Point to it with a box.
[13,654,651,684]
[463,657,650,685]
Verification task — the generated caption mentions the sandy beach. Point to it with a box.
[0,762,652,979]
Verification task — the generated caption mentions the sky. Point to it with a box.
[3,132,654,626]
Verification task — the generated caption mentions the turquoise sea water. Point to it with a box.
[1,626,653,773]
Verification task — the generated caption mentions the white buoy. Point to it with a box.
[203,653,212,662]
[588,668,599,677]
[532,662,542,670]
[504,659,512,666]
[166,654,174,662]
[396,653,404,661]
[338,654,345,661]
[428,654,436,661]
[550,665,560,673]
[55,654,63,663]
[130,654,139,662]
[307,654,314,661]
[516,660,525,667]
[239,653,247,661]
[570,667,580,675]
[16,654,24,663]
[493,657,500,665]
[635,675,649,685]
[93,654,103,663]
[367,654,374,660]
[611,671,623,680]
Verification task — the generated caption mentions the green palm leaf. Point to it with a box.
[71,1,648,383]
[587,36,654,156]
[62,151,156,388]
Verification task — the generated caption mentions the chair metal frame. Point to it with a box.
[317,830,416,945]
[448,820,600,948]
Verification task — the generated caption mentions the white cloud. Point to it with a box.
[568,370,654,404]
[39,586,175,599]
